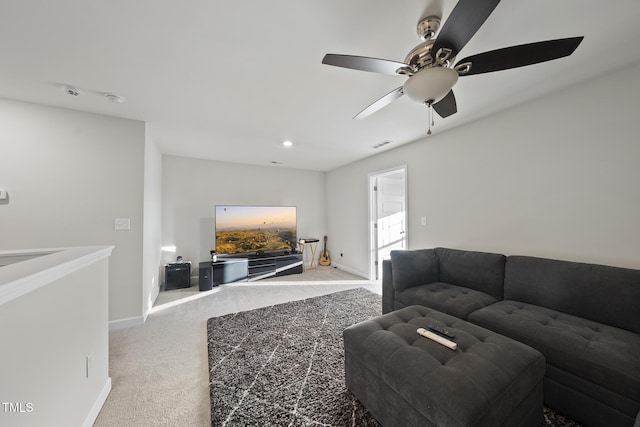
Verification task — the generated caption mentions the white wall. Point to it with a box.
[0,99,146,322]
[162,155,326,269]
[142,129,163,318]
[327,63,640,275]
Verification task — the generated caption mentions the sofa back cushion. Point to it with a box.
[505,256,640,334]
[390,249,438,292]
[434,248,506,299]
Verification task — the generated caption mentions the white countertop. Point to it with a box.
[0,246,114,305]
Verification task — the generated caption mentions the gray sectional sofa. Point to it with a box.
[382,247,640,427]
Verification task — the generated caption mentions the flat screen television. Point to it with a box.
[215,205,297,256]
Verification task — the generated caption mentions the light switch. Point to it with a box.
[0,189,7,200]
[421,216,427,226]
[114,218,131,231]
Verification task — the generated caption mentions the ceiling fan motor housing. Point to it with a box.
[404,40,436,70]
[402,16,445,72]
[403,67,458,104]
[417,16,441,40]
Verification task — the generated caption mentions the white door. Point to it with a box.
[370,167,407,280]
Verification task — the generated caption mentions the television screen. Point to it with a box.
[215,205,297,255]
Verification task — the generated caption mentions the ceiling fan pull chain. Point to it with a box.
[427,102,433,135]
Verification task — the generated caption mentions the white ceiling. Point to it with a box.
[2,1,640,171]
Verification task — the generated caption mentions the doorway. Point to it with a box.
[369,166,408,280]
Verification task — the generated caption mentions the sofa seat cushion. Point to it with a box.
[395,282,498,320]
[468,300,640,402]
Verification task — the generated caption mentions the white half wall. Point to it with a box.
[327,63,640,275]
[0,99,146,322]
[162,155,326,268]
[0,250,111,427]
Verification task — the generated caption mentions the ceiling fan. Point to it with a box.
[322,0,583,133]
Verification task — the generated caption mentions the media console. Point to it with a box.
[198,258,248,291]
[198,252,303,290]
[246,252,303,281]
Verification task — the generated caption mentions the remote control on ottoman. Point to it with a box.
[343,305,545,427]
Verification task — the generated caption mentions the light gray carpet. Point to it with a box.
[94,273,378,427]
[207,288,582,426]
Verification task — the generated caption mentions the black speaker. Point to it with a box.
[165,262,191,290]
[199,263,213,291]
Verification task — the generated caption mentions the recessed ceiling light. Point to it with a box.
[282,140,293,147]
[104,93,125,104]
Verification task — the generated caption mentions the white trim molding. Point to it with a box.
[109,315,145,331]
[82,377,112,427]
[0,246,114,306]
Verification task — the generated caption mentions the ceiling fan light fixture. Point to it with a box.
[403,67,458,104]
[321,1,583,124]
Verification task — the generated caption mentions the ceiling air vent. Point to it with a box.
[372,140,392,149]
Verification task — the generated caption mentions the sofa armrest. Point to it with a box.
[389,249,439,292]
[382,259,394,314]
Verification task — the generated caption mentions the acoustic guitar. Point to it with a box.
[319,235,331,266]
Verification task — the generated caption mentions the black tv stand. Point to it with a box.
[199,252,303,288]
[246,252,303,281]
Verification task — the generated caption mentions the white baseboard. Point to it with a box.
[109,315,145,330]
[333,264,369,279]
[143,284,160,323]
[82,377,111,427]
[110,285,158,330]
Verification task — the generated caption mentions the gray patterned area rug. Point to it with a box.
[207,287,581,426]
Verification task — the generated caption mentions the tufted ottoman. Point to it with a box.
[344,305,546,427]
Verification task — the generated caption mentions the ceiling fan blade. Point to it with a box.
[322,54,409,75]
[354,87,404,119]
[433,90,457,118]
[432,0,501,61]
[455,37,584,76]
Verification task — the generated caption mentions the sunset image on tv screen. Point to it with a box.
[215,206,297,254]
